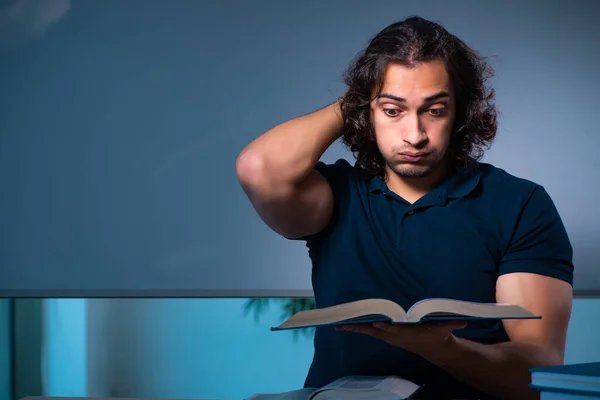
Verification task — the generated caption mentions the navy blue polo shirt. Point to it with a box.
[296,158,574,400]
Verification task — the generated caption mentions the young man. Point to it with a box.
[236,16,573,400]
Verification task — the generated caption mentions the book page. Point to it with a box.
[377,376,421,397]
[312,390,404,400]
[406,298,538,322]
[274,299,407,329]
[312,376,420,399]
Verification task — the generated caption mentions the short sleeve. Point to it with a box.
[314,159,354,200]
[286,158,354,243]
[499,185,574,285]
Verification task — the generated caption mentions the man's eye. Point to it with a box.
[428,108,446,117]
[383,109,401,117]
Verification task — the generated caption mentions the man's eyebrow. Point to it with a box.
[377,91,450,103]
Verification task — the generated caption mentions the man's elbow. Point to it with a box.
[236,149,269,190]
[537,346,565,367]
[497,339,565,367]
[520,342,566,368]
[235,150,296,215]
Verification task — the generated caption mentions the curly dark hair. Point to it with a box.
[340,16,498,177]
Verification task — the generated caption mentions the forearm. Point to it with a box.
[423,336,560,400]
[236,100,343,188]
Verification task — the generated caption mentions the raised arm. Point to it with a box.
[235,100,343,239]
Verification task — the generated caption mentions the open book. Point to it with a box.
[271,298,540,331]
[245,375,422,400]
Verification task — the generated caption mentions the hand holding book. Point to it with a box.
[336,319,468,360]
[271,297,540,366]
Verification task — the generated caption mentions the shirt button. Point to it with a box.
[407,210,414,215]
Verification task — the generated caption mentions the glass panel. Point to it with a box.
[13,298,316,400]
[13,300,44,400]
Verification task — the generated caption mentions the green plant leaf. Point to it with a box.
[242,298,271,323]
[242,297,317,341]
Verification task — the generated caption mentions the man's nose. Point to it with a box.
[400,113,427,147]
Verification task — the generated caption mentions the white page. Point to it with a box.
[312,390,404,400]
[315,376,420,399]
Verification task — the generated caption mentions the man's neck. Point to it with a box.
[384,160,451,204]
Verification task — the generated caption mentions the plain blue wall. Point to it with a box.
[0,300,10,400]
[563,299,600,365]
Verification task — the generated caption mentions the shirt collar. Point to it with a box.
[366,161,481,201]
[444,161,481,199]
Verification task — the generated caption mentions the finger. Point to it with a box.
[373,321,393,331]
[436,320,468,330]
[423,320,468,333]
[336,323,375,333]
[336,323,395,342]
[372,321,411,334]
[376,321,435,337]
[451,320,468,329]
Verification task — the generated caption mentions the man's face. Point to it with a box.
[370,60,456,179]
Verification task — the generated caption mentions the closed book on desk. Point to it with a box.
[529,362,600,399]
[271,298,539,331]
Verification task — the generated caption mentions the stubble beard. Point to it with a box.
[386,160,436,179]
